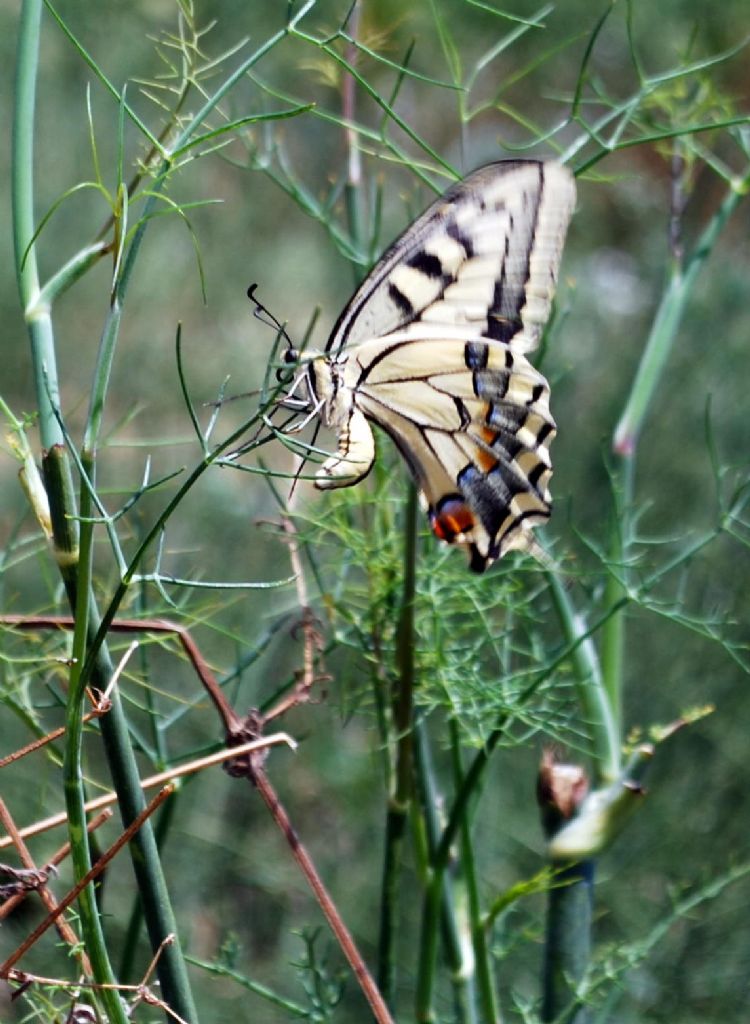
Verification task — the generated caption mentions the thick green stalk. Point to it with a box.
[416,869,441,1023]
[541,861,594,1023]
[599,454,633,740]
[547,575,620,783]
[394,484,418,805]
[74,540,197,1020]
[415,720,477,1024]
[377,800,407,1003]
[13,0,64,452]
[604,175,744,737]
[119,772,182,980]
[378,484,418,1002]
[416,727,503,1021]
[97,647,196,1019]
[449,723,495,1024]
[64,454,117,1005]
[604,172,745,765]
[613,179,745,454]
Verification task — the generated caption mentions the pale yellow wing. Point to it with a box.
[347,333,555,572]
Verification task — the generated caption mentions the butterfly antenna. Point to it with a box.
[247,283,295,356]
[246,286,318,498]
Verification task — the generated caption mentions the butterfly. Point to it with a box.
[284,160,575,572]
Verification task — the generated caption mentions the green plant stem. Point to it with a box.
[542,577,604,1021]
[547,575,620,783]
[613,179,745,455]
[64,455,197,1021]
[94,643,197,1020]
[413,720,471,1024]
[414,720,477,1024]
[599,452,632,740]
[604,171,745,760]
[82,298,122,451]
[416,726,503,1022]
[58,414,199,1014]
[541,860,594,1024]
[416,860,442,1022]
[119,783,181,983]
[13,0,64,452]
[394,483,417,803]
[378,483,418,1003]
[449,723,496,1024]
[64,453,118,1008]
[378,798,407,1004]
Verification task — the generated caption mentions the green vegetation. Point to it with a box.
[1,1,748,1022]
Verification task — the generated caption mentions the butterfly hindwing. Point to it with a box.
[300,159,575,571]
[348,334,556,571]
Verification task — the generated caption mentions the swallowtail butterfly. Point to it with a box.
[285,160,575,572]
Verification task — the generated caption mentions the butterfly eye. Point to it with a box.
[275,347,300,384]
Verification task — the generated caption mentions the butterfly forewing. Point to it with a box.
[302,160,575,571]
[327,161,574,356]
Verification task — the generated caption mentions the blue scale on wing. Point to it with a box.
[451,338,555,561]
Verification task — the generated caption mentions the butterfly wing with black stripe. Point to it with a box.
[327,160,574,357]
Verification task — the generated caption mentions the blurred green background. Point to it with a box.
[1,1,749,1021]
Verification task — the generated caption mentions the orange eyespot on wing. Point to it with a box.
[430,494,507,574]
[430,497,476,543]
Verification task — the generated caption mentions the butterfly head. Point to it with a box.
[277,347,350,429]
